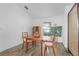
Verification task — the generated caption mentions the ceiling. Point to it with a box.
[19,3,73,19]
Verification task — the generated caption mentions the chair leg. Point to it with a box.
[44,46,47,56]
[52,48,56,56]
[34,41,36,47]
[41,41,42,56]
[26,41,28,50]
[32,41,35,48]
[22,43,24,49]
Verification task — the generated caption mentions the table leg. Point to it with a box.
[32,41,35,48]
[26,40,28,51]
[41,40,42,56]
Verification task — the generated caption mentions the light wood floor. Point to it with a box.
[0,43,72,56]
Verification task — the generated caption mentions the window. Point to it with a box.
[43,22,51,36]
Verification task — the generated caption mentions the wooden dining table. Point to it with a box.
[27,35,45,55]
[27,36,56,56]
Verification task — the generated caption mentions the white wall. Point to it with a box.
[33,15,64,43]
[0,4,33,52]
[63,4,74,48]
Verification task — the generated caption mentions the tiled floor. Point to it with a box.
[0,43,72,56]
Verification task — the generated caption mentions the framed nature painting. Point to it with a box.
[51,26,62,37]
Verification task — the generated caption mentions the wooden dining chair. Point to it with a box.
[22,32,33,50]
[22,32,28,49]
[41,35,56,56]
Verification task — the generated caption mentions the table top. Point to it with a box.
[28,35,42,41]
[27,36,54,42]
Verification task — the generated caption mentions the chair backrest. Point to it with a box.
[50,35,56,42]
[33,26,40,38]
[42,36,50,41]
[42,35,56,46]
[22,32,28,38]
[42,36,52,46]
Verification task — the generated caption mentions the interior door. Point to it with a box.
[68,4,78,56]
